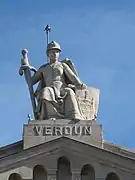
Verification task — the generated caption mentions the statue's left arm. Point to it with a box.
[62,62,85,88]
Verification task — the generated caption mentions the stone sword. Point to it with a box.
[19,49,37,119]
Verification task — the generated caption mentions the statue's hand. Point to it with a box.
[68,84,75,89]
[19,65,37,76]
[76,83,87,90]
[81,83,87,89]
[19,49,37,76]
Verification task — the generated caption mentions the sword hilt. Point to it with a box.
[21,49,29,66]
[19,49,37,76]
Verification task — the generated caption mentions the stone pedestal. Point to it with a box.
[23,119,103,149]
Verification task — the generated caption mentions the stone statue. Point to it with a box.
[19,41,99,121]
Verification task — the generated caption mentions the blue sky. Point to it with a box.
[0,0,135,149]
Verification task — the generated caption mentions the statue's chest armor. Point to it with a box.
[51,63,64,78]
[42,63,64,84]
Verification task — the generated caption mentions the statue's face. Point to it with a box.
[48,49,60,63]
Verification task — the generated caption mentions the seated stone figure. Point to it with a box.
[31,41,87,120]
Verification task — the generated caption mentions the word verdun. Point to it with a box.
[33,125,91,136]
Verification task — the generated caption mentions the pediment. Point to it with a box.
[0,137,92,173]
[0,137,135,174]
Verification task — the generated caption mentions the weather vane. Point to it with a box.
[44,24,51,45]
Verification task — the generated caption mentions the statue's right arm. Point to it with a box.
[31,69,42,85]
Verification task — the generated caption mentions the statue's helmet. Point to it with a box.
[46,41,61,54]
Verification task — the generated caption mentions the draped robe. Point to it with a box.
[32,61,85,120]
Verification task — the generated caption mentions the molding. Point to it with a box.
[0,137,135,174]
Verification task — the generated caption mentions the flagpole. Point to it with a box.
[44,24,51,62]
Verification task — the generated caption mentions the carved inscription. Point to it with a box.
[33,125,91,136]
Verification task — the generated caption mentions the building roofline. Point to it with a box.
[0,140,23,159]
[0,140,23,151]
[0,137,135,161]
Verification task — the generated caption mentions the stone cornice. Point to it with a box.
[0,137,135,174]
[0,140,23,159]
[60,139,135,174]
[0,138,62,173]
[0,140,22,151]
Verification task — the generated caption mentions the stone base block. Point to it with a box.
[23,119,103,149]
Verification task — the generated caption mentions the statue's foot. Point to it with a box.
[71,114,85,121]
[47,112,64,120]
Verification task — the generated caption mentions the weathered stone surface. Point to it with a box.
[19,41,100,121]
[76,87,99,120]
[23,119,102,149]
[0,137,135,180]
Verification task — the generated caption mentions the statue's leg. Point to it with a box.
[39,99,64,120]
[64,88,84,120]
[38,87,64,120]
[38,100,46,120]
[45,100,64,119]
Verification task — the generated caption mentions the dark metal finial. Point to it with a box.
[44,24,51,33]
[44,24,51,45]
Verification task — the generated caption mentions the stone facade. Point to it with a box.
[0,121,135,180]
[0,84,134,179]
[1,40,134,179]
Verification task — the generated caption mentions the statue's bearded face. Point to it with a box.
[48,49,60,63]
